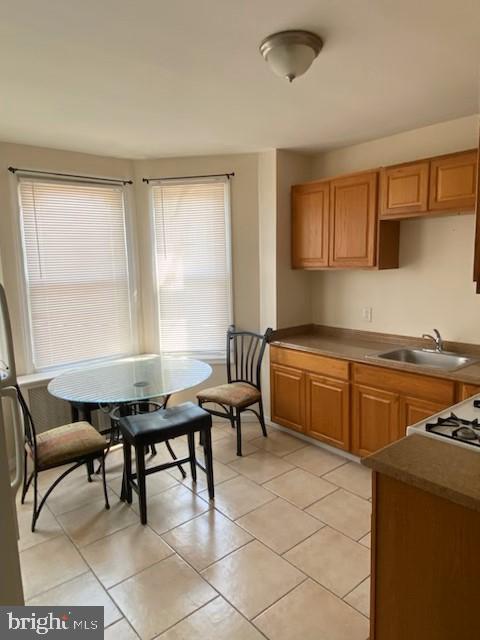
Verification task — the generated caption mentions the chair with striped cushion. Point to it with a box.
[17,386,110,532]
[197,325,273,456]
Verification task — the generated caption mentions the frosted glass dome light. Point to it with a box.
[259,30,323,83]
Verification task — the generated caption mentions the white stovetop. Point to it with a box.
[407,392,480,452]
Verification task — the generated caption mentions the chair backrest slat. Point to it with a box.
[226,325,273,389]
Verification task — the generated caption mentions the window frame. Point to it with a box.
[149,176,234,363]
[14,173,140,374]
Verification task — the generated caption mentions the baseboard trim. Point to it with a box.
[267,419,360,463]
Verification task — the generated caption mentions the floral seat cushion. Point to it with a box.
[33,421,107,469]
[197,382,261,408]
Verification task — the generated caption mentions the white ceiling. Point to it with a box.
[1,0,479,158]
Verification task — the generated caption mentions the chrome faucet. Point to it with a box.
[422,329,444,352]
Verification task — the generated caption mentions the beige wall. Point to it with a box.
[258,150,278,333]
[310,115,480,343]
[257,150,278,417]
[276,150,313,329]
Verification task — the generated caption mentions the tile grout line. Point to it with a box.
[24,569,91,604]
[19,429,372,637]
[250,576,310,624]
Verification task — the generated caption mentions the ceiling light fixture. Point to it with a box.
[259,30,323,83]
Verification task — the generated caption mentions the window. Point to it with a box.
[18,178,135,370]
[151,177,232,358]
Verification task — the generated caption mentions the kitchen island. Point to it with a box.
[362,434,480,640]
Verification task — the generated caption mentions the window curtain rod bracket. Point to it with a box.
[142,172,234,184]
[8,166,133,186]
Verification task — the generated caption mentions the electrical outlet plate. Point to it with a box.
[362,307,373,322]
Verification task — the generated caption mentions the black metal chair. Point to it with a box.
[119,401,214,525]
[17,385,109,532]
[197,325,273,456]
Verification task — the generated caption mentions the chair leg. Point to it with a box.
[135,445,147,525]
[235,409,243,457]
[31,471,39,533]
[122,442,133,504]
[150,444,157,456]
[165,440,187,479]
[96,417,122,475]
[203,427,215,500]
[187,432,197,483]
[101,455,110,510]
[229,407,235,429]
[22,471,34,505]
[86,459,94,482]
[21,450,30,504]
[198,400,205,447]
[258,398,268,438]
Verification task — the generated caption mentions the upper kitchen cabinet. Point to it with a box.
[292,170,399,270]
[379,149,477,220]
[429,150,477,212]
[292,181,329,268]
[329,171,378,268]
[380,161,429,218]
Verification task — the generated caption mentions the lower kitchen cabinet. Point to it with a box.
[305,373,350,450]
[458,383,480,400]
[270,345,462,457]
[352,384,399,456]
[270,363,305,433]
[399,396,450,437]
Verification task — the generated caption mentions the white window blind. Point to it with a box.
[18,178,135,370]
[152,177,232,358]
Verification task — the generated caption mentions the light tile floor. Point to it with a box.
[17,422,372,640]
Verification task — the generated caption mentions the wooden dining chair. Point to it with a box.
[17,385,110,532]
[197,325,273,456]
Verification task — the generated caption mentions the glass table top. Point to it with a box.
[48,354,212,405]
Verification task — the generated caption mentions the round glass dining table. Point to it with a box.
[48,354,212,420]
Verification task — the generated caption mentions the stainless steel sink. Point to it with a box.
[369,348,477,371]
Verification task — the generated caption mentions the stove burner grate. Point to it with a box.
[425,413,480,447]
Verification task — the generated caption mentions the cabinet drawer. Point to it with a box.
[270,346,349,381]
[353,363,455,404]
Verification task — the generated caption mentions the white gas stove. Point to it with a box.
[407,393,480,451]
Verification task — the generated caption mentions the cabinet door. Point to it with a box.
[399,396,450,437]
[380,161,429,218]
[305,373,350,450]
[458,383,480,401]
[270,363,305,432]
[429,150,477,212]
[329,171,378,267]
[292,182,330,268]
[352,384,399,457]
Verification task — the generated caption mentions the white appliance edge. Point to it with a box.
[407,392,480,453]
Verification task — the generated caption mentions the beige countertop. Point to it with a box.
[271,327,480,385]
[362,434,480,513]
